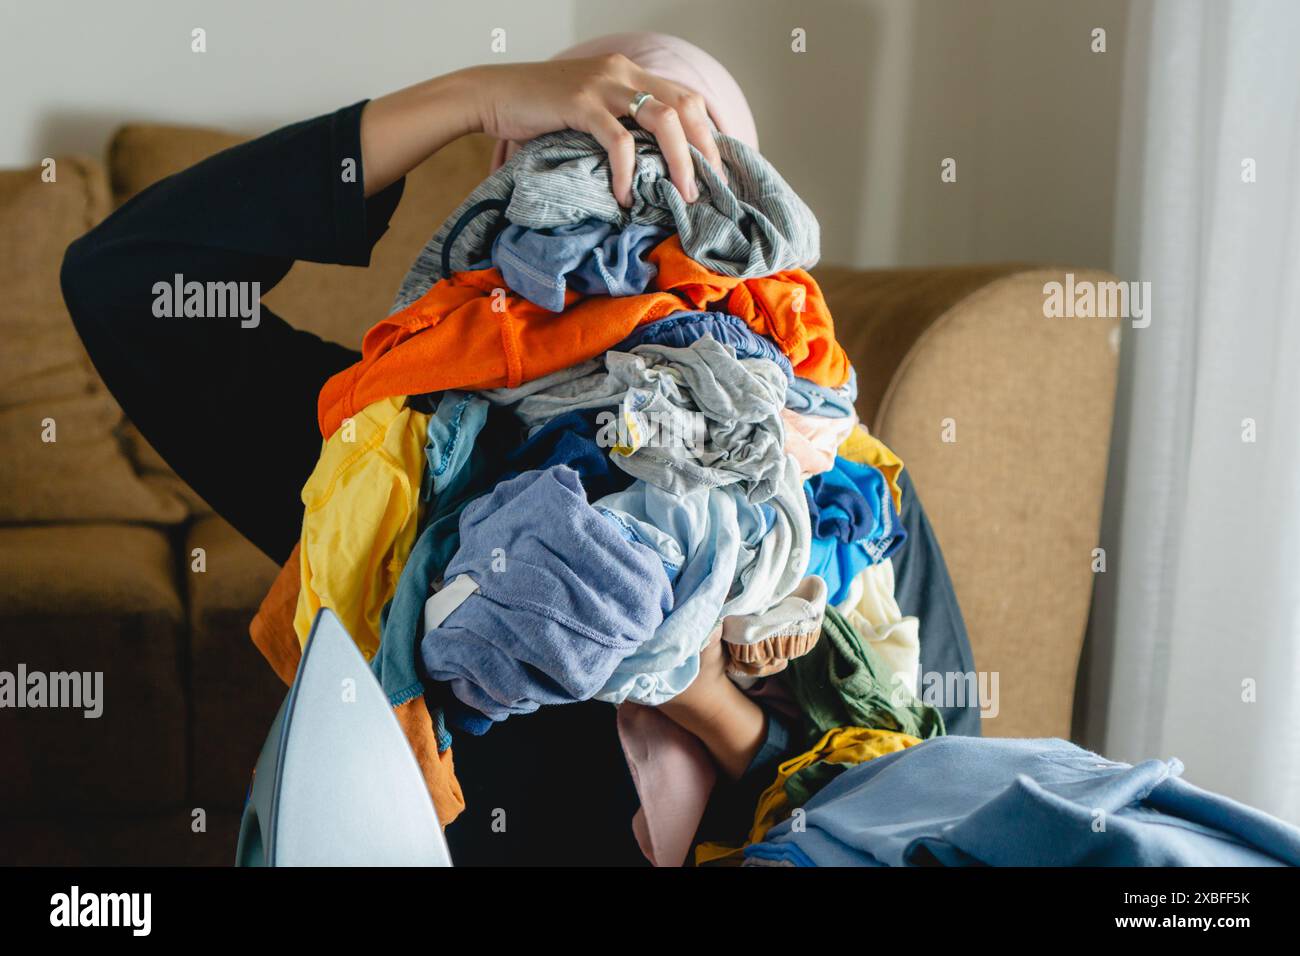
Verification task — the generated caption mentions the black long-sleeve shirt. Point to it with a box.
[62,100,403,562]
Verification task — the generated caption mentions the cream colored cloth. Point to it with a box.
[835,558,920,697]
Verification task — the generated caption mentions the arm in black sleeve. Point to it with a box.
[61,100,407,563]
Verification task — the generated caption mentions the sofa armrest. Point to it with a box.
[817,265,1120,738]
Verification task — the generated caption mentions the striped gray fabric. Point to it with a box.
[392,121,820,315]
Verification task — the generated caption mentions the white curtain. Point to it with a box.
[1085,0,1300,824]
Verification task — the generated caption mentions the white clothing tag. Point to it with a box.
[422,573,480,634]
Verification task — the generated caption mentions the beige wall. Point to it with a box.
[577,0,1128,270]
[0,0,576,171]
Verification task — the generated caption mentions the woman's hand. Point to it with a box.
[465,54,726,204]
[360,56,726,204]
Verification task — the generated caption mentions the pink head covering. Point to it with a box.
[489,31,758,172]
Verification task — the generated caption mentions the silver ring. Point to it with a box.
[628,90,654,120]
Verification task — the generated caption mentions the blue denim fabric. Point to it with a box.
[786,366,858,418]
[615,310,793,380]
[377,503,465,715]
[492,219,669,312]
[420,466,673,724]
[420,390,489,503]
[804,457,906,604]
[747,737,1300,867]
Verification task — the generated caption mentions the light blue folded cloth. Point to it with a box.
[592,455,810,706]
[419,466,673,723]
[747,736,1300,867]
[786,366,858,418]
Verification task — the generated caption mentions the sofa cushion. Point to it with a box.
[184,514,285,808]
[0,160,189,524]
[0,524,187,811]
[872,269,1119,738]
[816,263,1030,427]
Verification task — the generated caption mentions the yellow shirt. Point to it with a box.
[294,396,430,660]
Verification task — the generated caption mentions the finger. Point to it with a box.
[626,95,698,203]
[583,103,637,207]
[649,83,726,186]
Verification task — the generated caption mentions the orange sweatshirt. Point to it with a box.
[649,236,851,388]
[317,267,684,438]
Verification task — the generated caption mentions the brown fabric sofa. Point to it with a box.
[0,122,1119,865]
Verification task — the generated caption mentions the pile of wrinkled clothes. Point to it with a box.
[248,121,1300,868]
[250,120,934,854]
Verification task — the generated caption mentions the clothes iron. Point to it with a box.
[235,608,452,866]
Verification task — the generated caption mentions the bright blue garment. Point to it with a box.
[804,456,906,604]
[492,219,669,312]
[420,466,673,723]
[615,310,794,380]
[500,407,632,502]
[747,737,1300,867]
[806,458,879,543]
[786,366,858,418]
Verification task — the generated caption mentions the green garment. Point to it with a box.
[787,605,945,747]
